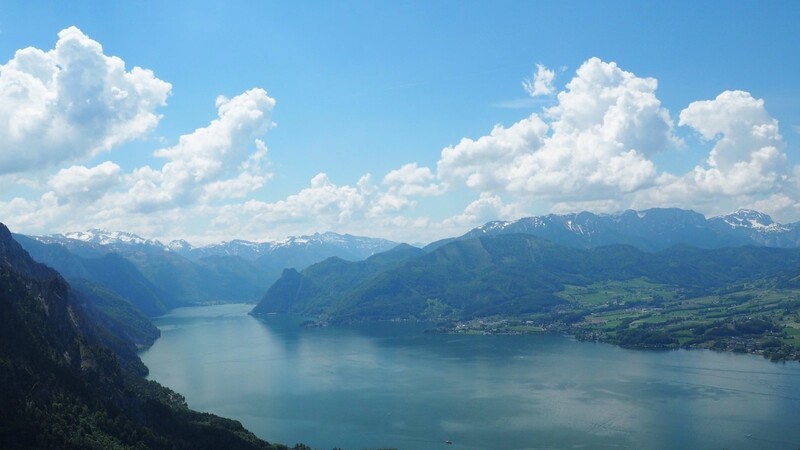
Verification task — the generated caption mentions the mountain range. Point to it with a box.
[428,208,800,251]
[14,207,800,322]
[253,207,800,326]
[253,233,800,323]
[32,229,397,262]
[15,230,398,317]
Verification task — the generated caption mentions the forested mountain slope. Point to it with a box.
[255,234,800,324]
[0,224,291,450]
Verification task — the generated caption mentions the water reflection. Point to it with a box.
[140,304,800,450]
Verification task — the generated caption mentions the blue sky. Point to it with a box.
[1,1,799,244]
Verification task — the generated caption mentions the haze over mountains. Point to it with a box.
[24,207,800,260]
[14,230,398,316]
[11,207,800,321]
[30,229,398,263]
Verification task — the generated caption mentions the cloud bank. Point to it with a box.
[440,58,674,200]
[436,58,796,226]
[0,28,796,244]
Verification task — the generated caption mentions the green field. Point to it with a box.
[562,280,800,360]
[447,278,800,361]
[557,278,680,306]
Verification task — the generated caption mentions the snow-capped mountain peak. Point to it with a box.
[62,229,106,242]
[428,207,800,252]
[29,229,400,264]
[174,232,398,261]
[714,209,786,232]
[474,220,512,234]
[60,229,165,247]
[167,239,193,252]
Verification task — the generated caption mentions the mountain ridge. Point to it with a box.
[31,229,399,261]
[254,232,800,326]
[25,207,800,256]
[17,230,401,315]
[428,207,800,251]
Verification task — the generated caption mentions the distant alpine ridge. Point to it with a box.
[26,208,800,259]
[30,229,398,261]
[428,208,800,251]
[16,229,399,316]
[177,232,398,262]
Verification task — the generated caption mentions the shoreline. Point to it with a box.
[252,307,800,363]
[431,317,800,363]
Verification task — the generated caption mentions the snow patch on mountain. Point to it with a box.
[713,209,788,233]
[33,229,399,262]
[60,229,165,247]
[446,207,800,252]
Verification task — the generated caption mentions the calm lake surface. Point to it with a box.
[140,304,800,450]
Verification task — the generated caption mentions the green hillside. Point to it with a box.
[257,235,800,321]
[254,234,800,360]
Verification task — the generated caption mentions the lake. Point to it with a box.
[139,304,800,450]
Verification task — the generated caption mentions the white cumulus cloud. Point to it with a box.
[438,115,549,191]
[127,88,276,211]
[0,87,278,238]
[638,90,794,213]
[442,192,522,228]
[436,58,800,228]
[0,26,171,174]
[439,57,673,201]
[679,90,786,187]
[522,64,555,97]
[633,91,800,218]
[211,173,371,238]
[383,162,441,195]
[48,161,121,204]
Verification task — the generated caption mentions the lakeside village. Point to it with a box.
[433,301,800,363]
